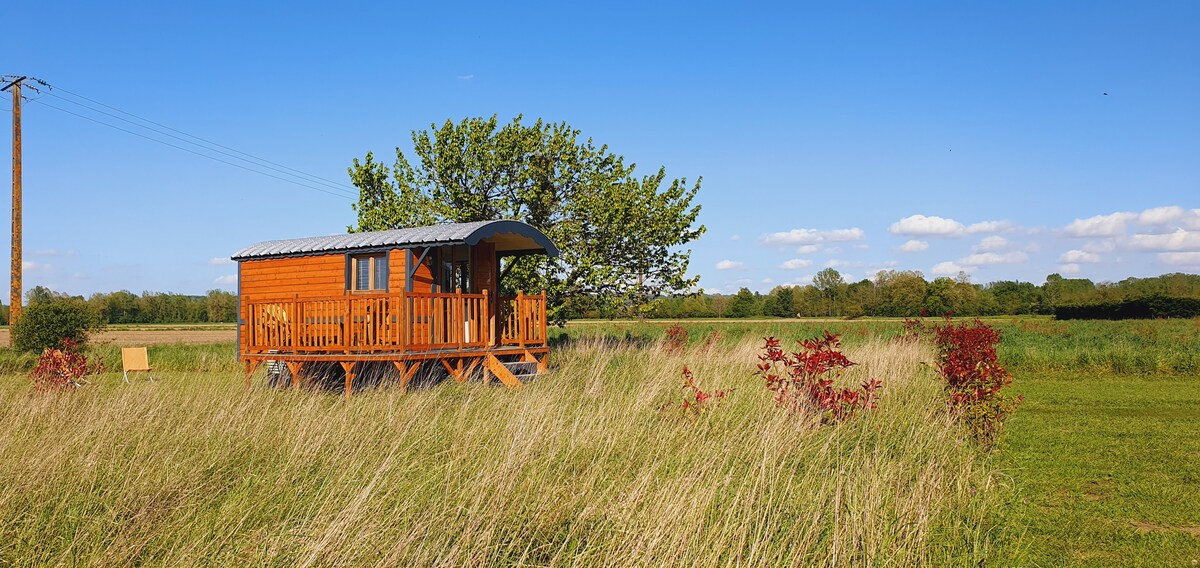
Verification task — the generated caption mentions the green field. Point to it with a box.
[0,318,1197,565]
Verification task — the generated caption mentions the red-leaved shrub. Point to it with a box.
[30,338,103,392]
[933,320,1022,448]
[664,324,689,353]
[756,332,881,424]
[662,366,732,416]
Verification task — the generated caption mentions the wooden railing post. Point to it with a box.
[517,291,526,348]
[291,294,300,348]
[540,290,548,343]
[343,297,351,350]
[454,288,463,350]
[399,290,407,353]
[482,289,491,348]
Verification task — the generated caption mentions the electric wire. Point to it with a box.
[29,99,355,199]
[44,88,358,196]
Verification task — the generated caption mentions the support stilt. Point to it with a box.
[340,361,357,398]
[285,362,304,390]
[244,359,261,391]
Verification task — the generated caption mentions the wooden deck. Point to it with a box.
[239,290,549,395]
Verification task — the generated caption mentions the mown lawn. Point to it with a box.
[1002,370,1200,566]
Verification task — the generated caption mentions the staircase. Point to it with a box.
[484,355,543,387]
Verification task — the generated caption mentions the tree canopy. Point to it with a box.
[348,115,705,320]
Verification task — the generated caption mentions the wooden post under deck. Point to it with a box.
[340,361,356,398]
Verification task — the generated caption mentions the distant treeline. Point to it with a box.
[0,286,237,325]
[1054,295,1200,320]
[630,271,1200,320]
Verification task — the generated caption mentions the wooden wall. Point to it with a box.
[410,247,434,292]
[388,249,408,291]
[239,254,347,302]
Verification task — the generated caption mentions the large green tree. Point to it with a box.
[349,115,704,320]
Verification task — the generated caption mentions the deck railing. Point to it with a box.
[242,290,547,354]
[499,292,548,347]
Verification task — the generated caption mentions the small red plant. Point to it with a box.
[701,330,724,350]
[30,338,103,392]
[664,324,689,353]
[896,317,926,343]
[933,320,1023,447]
[756,332,881,424]
[663,366,732,416]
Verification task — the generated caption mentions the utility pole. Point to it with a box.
[1,76,24,325]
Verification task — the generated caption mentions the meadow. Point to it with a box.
[0,318,1197,566]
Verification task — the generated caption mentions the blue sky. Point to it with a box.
[5,1,1198,296]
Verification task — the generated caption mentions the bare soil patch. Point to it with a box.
[0,328,236,348]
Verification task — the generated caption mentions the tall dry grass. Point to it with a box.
[0,336,1015,566]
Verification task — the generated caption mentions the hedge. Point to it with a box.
[1054,295,1200,320]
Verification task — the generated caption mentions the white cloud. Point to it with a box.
[1183,210,1200,230]
[779,258,813,269]
[825,259,855,268]
[761,227,865,246]
[890,215,966,237]
[795,245,820,254]
[214,275,237,285]
[1082,240,1116,253]
[22,260,51,272]
[1059,250,1100,263]
[761,278,774,285]
[1139,206,1186,225]
[1063,212,1137,237]
[959,251,1029,266]
[1059,263,1081,275]
[974,236,1010,252]
[898,240,929,252]
[730,234,741,241]
[1159,252,1200,266]
[208,257,235,266]
[1124,229,1200,252]
[966,220,1014,234]
[456,74,474,80]
[716,259,744,270]
[931,261,968,276]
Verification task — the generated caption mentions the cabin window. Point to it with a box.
[435,244,472,293]
[350,254,388,292]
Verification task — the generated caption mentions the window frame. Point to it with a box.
[348,253,388,293]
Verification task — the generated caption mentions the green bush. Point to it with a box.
[11,300,99,352]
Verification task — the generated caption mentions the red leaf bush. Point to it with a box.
[662,366,732,416]
[663,324,689,353]
[933,320,1023,448]
[756,332,881,424]
[30,338,103,392]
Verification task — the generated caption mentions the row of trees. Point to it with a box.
[0,287,238,325]
[642,271,1200,319]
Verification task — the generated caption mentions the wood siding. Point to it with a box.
[240,255,347,302]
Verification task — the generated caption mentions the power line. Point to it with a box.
[12,80,363,200]
[30,99,357,200]
[45,87,358,195]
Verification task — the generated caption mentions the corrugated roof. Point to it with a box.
[231,220,558,261]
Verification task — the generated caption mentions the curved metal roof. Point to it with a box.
[232,219,559,261]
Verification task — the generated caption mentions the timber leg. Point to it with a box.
[340,362,357,398]
[285,362,304,390]
[393,361,419,392]
[456,358,481,383]
[244,360,261,391]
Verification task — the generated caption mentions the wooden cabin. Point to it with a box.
[231,220,558,395]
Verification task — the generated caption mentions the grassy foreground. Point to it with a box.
[0,336,1013,566]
